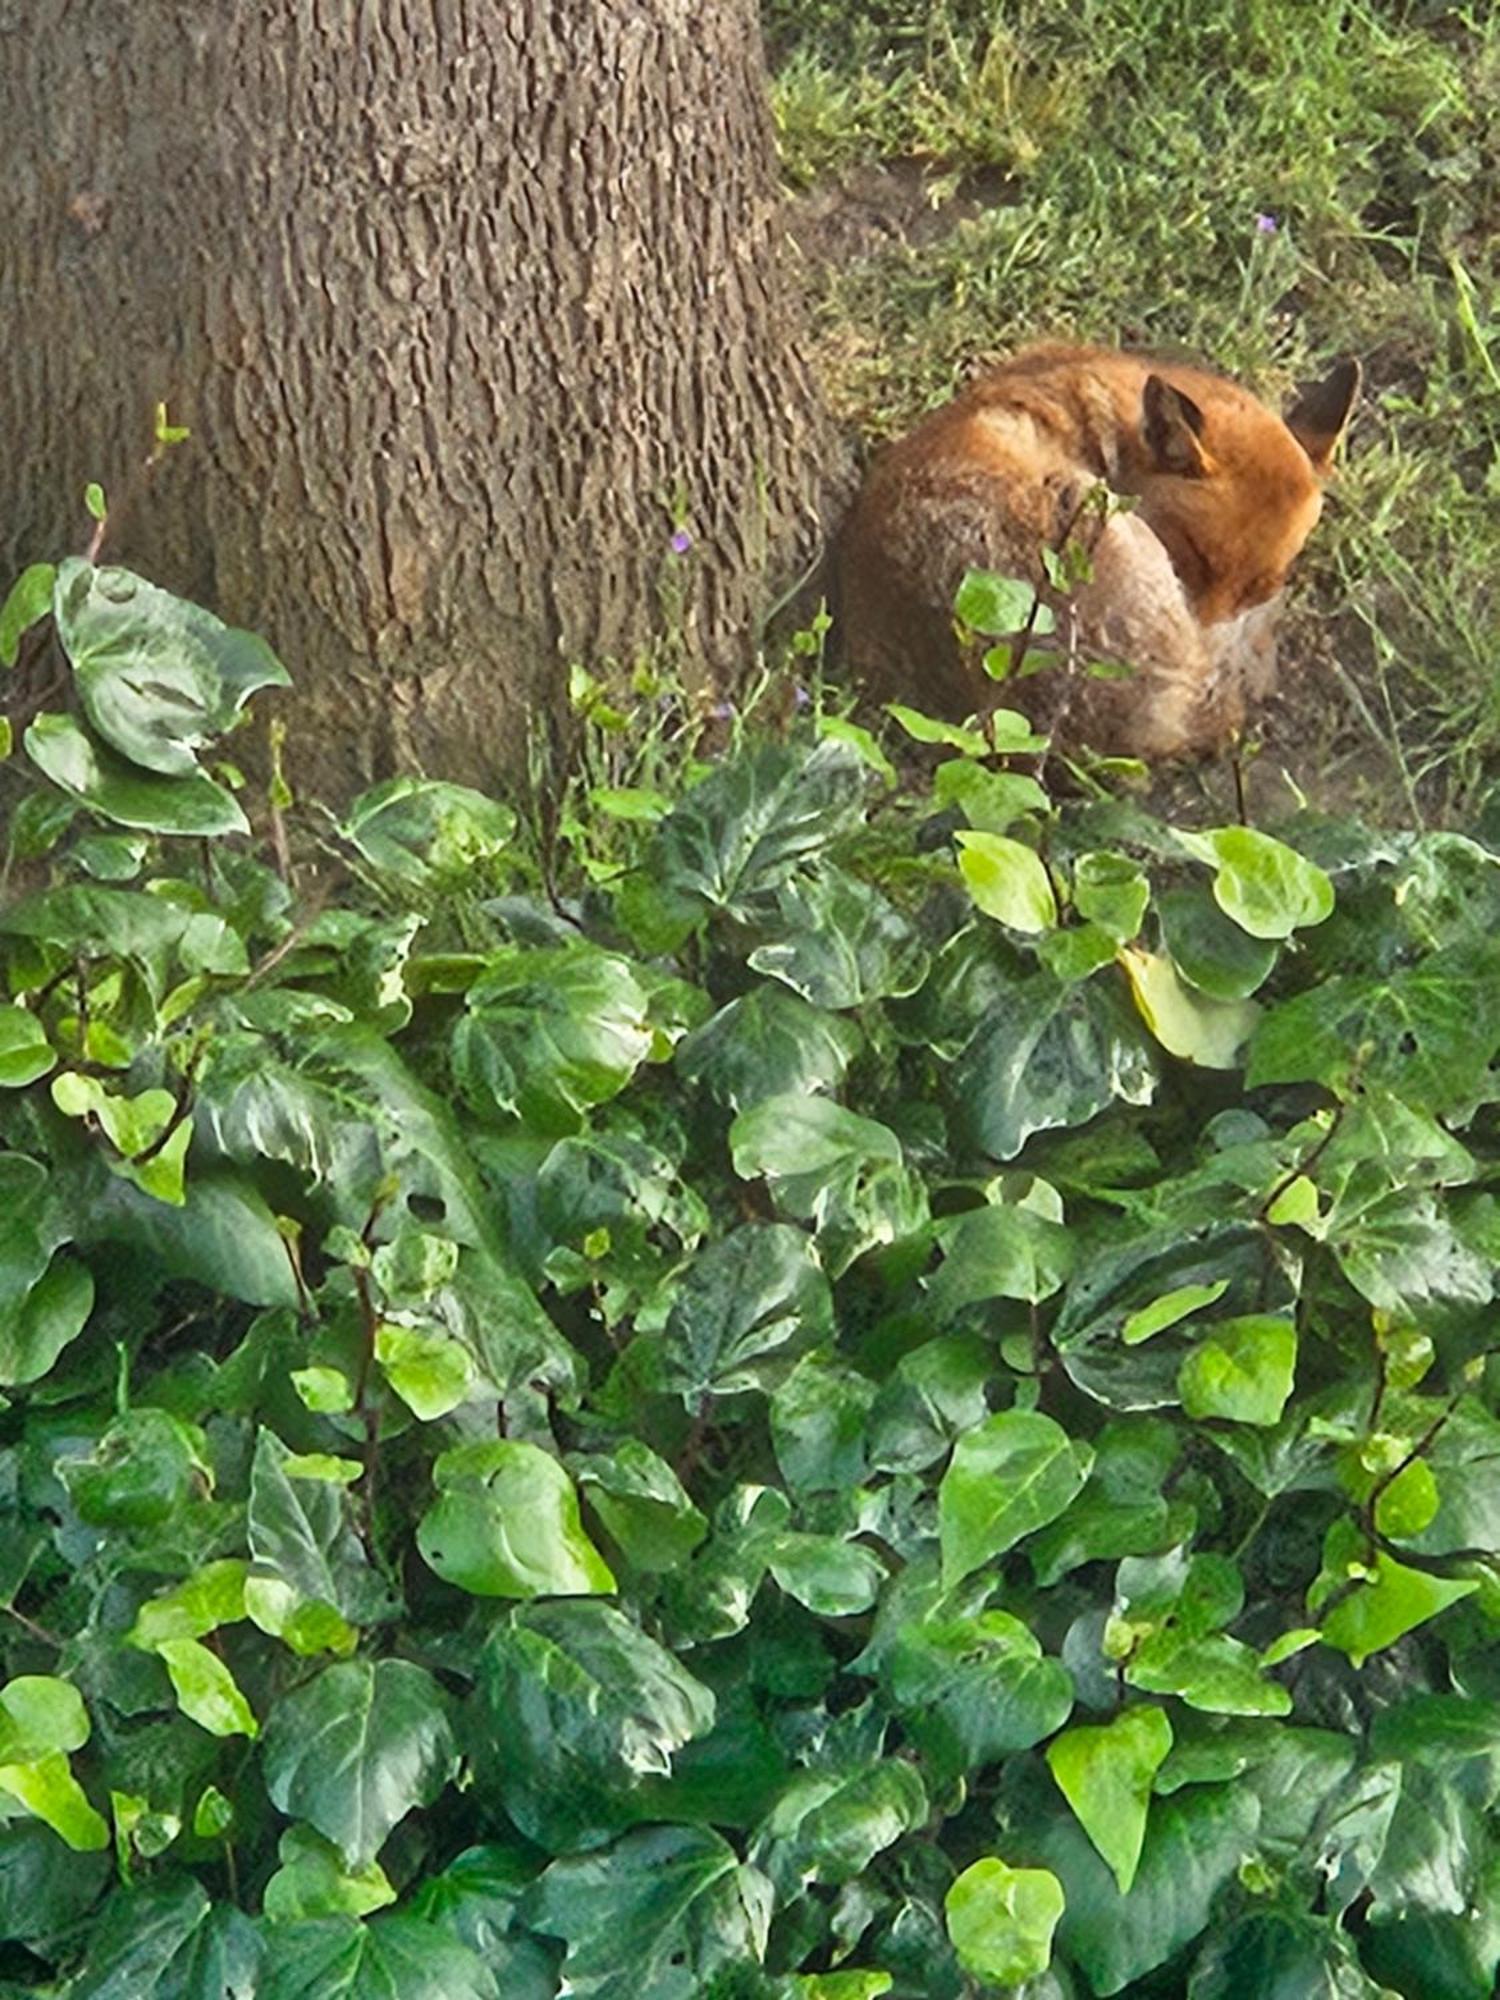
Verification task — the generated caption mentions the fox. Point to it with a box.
[836,344,1360,760]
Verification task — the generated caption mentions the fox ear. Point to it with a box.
[1142,375,1210,477]
[1286,357,1360,472]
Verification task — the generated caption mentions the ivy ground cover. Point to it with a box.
[3,560,1500,1996]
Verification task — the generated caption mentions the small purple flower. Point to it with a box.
[1254,212,1278,235]
[709,700,735,722]
[793,683,811,710]
[669,527,692,555]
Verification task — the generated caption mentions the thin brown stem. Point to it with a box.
[675,1393,713,1486]
[349,1187,395,1538]
[1257,1097,1349,1224]
[4,1605,62,1649]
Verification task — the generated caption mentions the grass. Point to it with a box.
[766,0,1500,812]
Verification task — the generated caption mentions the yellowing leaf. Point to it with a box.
[1122,1279,1231,1346]
[1119,947,1259,1068]
[0,1751,108,1850]
[156,1638,258,1739]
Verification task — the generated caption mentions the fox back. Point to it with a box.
[836,345,1358,759]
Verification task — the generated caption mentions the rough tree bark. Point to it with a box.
[1,0,836,799]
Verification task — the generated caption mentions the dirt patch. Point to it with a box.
[1146,627,1408,831]
[786,158,1012,270]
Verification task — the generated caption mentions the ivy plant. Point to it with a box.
[0,547,1498,1999]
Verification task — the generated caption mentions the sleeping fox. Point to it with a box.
[836,344,1359,759]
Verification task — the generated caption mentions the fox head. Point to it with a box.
[1126,358,1360,627]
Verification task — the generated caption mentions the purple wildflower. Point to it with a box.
[793,683,811,710]
[709,700,735,722]
[1254,213,1278,235]
[669,527,692,555]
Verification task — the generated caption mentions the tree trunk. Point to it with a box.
[2,0,835,801]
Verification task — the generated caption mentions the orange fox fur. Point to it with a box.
[836,345,1359,759]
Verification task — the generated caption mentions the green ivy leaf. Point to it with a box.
[933,758,1050,832]
[939,1410,1093,1588]
[1317,1546,1478,1668]
[1178,1316,1297,1426]
[525,1824,771,2000]
[257,1913,496,2000]
[0,1005,53,1088]
[54,558,288,775]
[155,1638,258,1739]
[1073,852,1150,943]
[473,1602,715,1852]
[1157,885,1278,1000]
[69,1878,261,1997]
[339,777,516,888]
[374,1323,476,1420]
[0,1676,89,1762]
[1119,947,1260,1069]
[1373,1458,1439,1539]
[956,831,1059,933]
[0,562,56,667]
[1190,1908,1391,1998]
[572,1441,707,1573]
[927,1201,1073,1313]
[949,967,1156,1161]
[944,1857,1064,1987]
[1397,1398,1500,1557]
[1126,1632,1292,1717]
[1176,826,1334,940]
[1248,940,1500,1119]
[0,1254,94,1387]
[769,1351,874,1498]
[56,1408,200,1527]
[1123,1280,1231,1346]
[655,1223,833,1401]
[1039,1781,1260,1995]
[261,1659,458,1867]
[1046,1706,1173,1893]
[885,705,991,755]
[676,986,860,1112]
[128,1564,248,1650]
[765,1532,885,1615]
[0,1823,110,1951]
[730,1093,901,1190]
[1027,1419,1185,1585]
[25,711,249,835]
[748,867,929,1008]
[247,1428,392,1631]
[880,1607,1075,1777]
[954,569,1048,636]
[404,1842,549,1983]
[753,1761,927,1894]
[417,1439,616,1598]
[0,1751,108,1851]
[262,1827,396,1922]
[454,944,653,1136]
[650,738,868,922]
